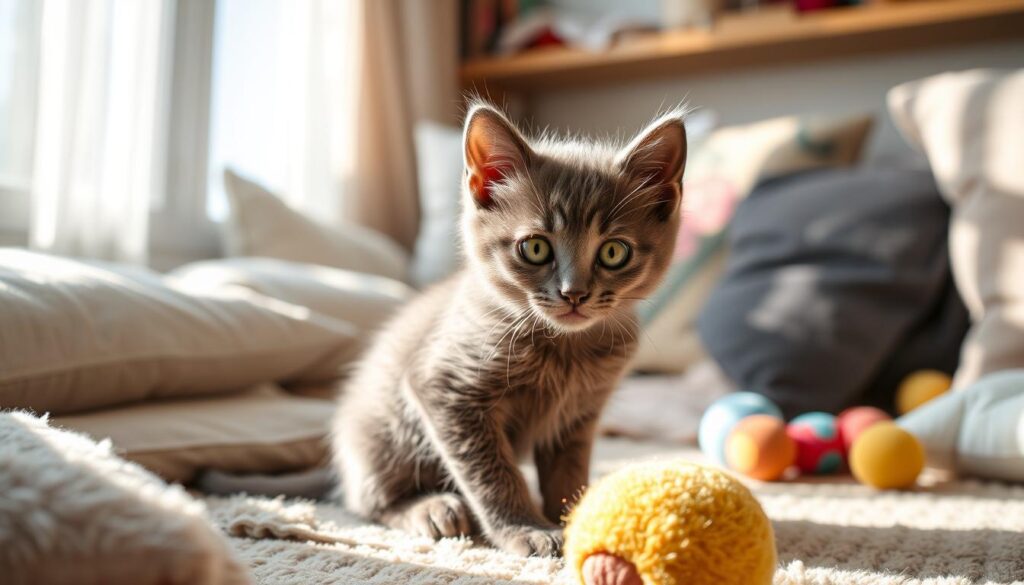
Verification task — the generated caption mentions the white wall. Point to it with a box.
[527,41,1024,162]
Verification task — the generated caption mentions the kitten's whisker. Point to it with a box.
[608,182,658,223]
[607,311,638,351]
[477,303,518,326]
[480,306,532,371]
[618,310,652,347]
[485,312,528,361]
[503,310,539,387]
[607,180,647,221]
[619,198,674,218]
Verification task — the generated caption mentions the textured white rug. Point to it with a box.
[205,438,1024,585]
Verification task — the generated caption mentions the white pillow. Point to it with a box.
[0,411,250,585]
[170,257,414,335]
[223,169,410,283]
[0,249,359,415]
[411,122,464,287]
[898,369,1024,482]
[888,69,1024,388]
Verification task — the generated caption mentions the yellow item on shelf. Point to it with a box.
[564,461,776,585]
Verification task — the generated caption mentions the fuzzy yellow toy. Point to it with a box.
[564,461,776,585]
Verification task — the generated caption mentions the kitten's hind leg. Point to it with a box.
[380,493,473,539]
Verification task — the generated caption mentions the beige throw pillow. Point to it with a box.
[223,169,411,283]
[55,384,335,483]
[170,257,414,336]
[0,411,250,585]
[888,69,1024,388]
[0,249,359,415]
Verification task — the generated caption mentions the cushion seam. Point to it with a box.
[0,340,350,386]
[116,433,327,455]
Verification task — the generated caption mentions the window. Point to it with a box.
[0,0,41,233]
[0,0,353,264]
[206,0,356,223]
[206,0,292,221]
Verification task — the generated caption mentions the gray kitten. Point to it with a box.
[332,102,685,557]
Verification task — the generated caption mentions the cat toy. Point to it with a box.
[699,389,927,489]
[563,461,776,585]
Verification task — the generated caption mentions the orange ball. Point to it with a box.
[725,415,796,481]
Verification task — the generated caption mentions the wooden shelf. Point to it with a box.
[460,0,1024,92]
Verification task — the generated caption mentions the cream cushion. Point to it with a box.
[0,411,249,585]
[223,169,410,283]
[55,384,335,484]
[888,69,1024,387]
[0,249,359,415]
[170,257,414,336]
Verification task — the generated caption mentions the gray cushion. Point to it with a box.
[697,167,967,417]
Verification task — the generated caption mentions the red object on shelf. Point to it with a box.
[794,0,838,12]
[527,27,566,50]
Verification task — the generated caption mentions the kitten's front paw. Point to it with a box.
[494,525,564,557]
[398,493,473,539]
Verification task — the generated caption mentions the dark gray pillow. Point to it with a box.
[697,167,967,417]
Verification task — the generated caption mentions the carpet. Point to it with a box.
[205,438,1024,585]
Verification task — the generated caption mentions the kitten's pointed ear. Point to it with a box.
[463,104,532,209]
[615,113,687,219]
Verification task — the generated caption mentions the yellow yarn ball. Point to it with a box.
[564,461,776,585]
[896,369,951,414]
[849,422,925,489]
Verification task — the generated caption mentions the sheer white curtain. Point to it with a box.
[24,0,456,264]
[279,0,360,224]
[206,0,360,225]
[209,0,450,253]
[30,0,175,264]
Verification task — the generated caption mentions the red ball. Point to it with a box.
[837,406,892,453]
[786,412,845,475]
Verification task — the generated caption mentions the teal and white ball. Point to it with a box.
[699,392,783,464]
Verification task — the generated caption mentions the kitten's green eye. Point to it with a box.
[519,237,552,265]
[598,240,630,269]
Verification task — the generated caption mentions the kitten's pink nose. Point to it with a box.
[560,289,591,306]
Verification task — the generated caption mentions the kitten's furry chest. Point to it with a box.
[467,312,637,452]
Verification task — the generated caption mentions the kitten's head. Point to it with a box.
[461,102,685,333]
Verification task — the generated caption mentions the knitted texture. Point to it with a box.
[564,461,776,585]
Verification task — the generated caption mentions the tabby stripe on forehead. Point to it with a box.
[584,204,601,230]
[554,204,567,231]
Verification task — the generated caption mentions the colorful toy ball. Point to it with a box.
[725,414,796,481]
[699,392,783,464]
[565,461,777,585]
[896,370,952,414]
[786,412,844,474]
[849,422,925,489]
[837,406,892,453]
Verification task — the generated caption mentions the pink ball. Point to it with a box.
[837,406,892,453]
[786,412,844,475]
